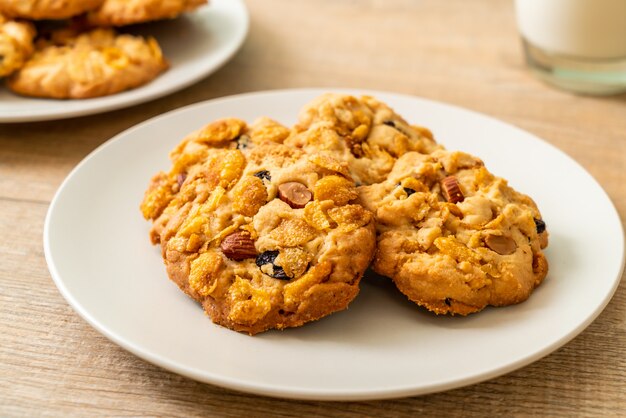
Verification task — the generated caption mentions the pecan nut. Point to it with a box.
[441,176,464,204]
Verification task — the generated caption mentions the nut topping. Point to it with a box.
[485,234,517,255]
[278,182,312,209]
[176,173,187,188]
[441,176,464,204]
[220,232,257,260]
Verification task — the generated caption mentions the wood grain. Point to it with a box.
[1,0,625,416]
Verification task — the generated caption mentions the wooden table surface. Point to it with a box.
[1,0,625,416]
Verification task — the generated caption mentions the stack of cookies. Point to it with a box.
[141,93,549,335]
[0,0,207,99]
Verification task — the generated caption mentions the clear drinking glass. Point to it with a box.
[515,0,626,95]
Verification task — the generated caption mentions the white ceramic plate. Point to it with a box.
[44,89,625,401]
[0,0,248,123]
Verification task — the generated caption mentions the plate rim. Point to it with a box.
[43,88,626,401]
[0,0,249,123]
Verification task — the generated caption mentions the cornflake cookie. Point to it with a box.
[88,0,207,27]
[0,15,35,77]
[141,118,376,335]
[0,0,103,20]
[285,93,441,185]
[8,28,168,99]
[359,150,549,315]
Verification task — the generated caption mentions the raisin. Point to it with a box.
[404,187,416,196]
[534,218,546,234]
[236,135,251,149]
[444,298,451,306]
[254,170,271,181]
[255,250,289,280]
[384,120,414,139]
[256,250,279,267]
[278,309,294,316]
[271,266,289,280]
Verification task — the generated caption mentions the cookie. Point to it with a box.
[0,0,103,20]
[88,0,207,27]
[358,150,549,315]
[141,118,376,334]
[285,93,441,185]
[7,28,168,99]
[0,15,35,77]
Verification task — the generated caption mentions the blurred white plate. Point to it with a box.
[44,89,625,400]
[0,0,248,123]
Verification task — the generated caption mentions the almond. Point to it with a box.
[176,172,187,188]
[220,232,257,260]
[485,234,517,255]
[441,175,464,204]
[278,182,312,209]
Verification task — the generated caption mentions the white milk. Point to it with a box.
[515,0,626,59]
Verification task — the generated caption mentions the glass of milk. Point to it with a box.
[515,0,626,95]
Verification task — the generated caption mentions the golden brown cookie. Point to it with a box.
[7,28,168,99]
[0,0,103,20]
[141,118,376,335]
[88,0,207,26]
[285,93,442,185]
[0,15,35,77]
[358,150,549,315]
